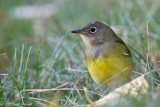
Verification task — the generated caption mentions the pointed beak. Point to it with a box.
[71,29,84,35]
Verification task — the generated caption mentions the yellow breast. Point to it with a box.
[86,52,134,87]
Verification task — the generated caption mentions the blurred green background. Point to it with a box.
[0,0,160,106]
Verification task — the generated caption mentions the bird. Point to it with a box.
[71,21,135,88]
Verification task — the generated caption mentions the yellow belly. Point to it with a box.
[86,54,134,87]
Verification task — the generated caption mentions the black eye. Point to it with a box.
[90,27,97,33]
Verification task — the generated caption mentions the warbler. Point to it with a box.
[71,21,134,88]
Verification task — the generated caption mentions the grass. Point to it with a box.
[0,0,160,106]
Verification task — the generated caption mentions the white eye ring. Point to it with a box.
[90,27,97,33]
